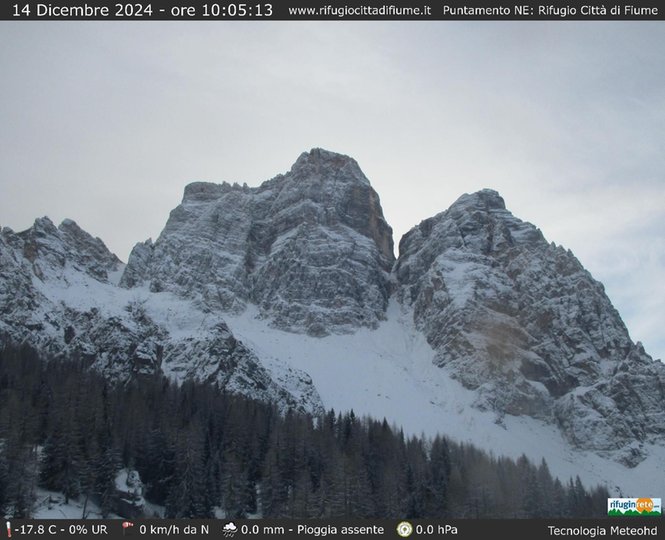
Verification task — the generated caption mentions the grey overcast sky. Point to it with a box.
[1,22,663,361]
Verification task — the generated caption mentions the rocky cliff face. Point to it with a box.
[395,189,665,465]
[0,217,322,415]
[121,149,394,336]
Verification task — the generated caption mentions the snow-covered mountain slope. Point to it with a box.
[0,218,322,415]
[395,189,665,467]
[121,148,394,336]
[2,148,664,494]
[224,300,665,496]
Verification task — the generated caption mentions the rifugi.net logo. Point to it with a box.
[607,498,662,516]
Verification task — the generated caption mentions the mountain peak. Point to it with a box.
[452,188,506,211]
[294,147,353,165]
[290,148,370,186]
[30,216,59,235]
[59,218,78,228]
[9,215,121,281]
[182,181,229,203]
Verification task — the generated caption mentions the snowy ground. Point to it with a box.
[32,489,120,519]
[226,300,665,498]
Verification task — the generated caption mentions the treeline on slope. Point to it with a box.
[0,343,609,519]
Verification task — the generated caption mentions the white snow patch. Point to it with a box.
[114,468,145,509]
[143,501,165,518]
[107,264,126,286]
[31,265,215,342]
[32,488,120,519]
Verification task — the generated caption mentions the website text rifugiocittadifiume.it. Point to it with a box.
[287,4,433,17]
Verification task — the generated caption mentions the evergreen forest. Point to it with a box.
[0,344,609,519]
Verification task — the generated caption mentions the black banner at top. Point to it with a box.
[1,0,663,20]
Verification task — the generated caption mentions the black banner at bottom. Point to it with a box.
[4,519,663,540]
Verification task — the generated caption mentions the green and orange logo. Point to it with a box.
[608,498,662,516]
